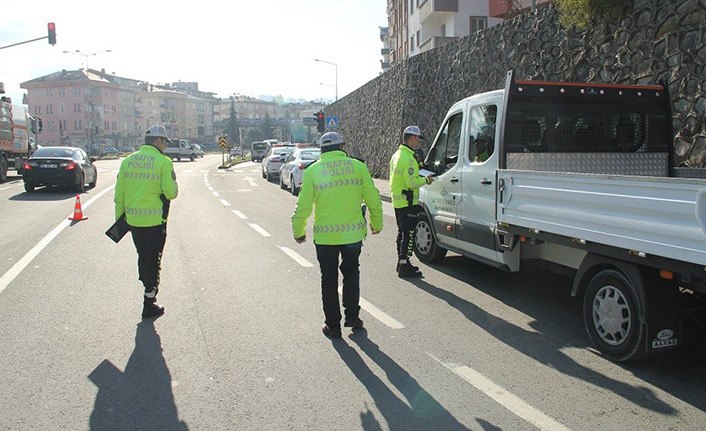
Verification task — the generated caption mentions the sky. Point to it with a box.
[0,0,387,104]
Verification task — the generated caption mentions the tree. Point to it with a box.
[259,113,274,140]
[556,0,631,29]
[224,98,240,146]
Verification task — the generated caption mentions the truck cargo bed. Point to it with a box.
[497,170,706,266]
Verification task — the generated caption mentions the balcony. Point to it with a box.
[381,48,390,55]
[419,0,458,24]
[419,36,457,53]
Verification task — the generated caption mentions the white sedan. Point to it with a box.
[279,148,321,195]
[261,146,295,182]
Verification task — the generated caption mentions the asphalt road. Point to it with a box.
[0,154,704,430]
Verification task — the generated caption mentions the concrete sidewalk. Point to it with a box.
[373,178,391,203]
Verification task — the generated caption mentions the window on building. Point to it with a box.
[73,87,82,96]
[46,90,53,97]
[470,16,487,33]
[46,104,53,114]
[417,30,420,47]
[74,103,82,113]
[35,106,41,115]
[58,88,66,97]
[411,35,415,51]
[60,104,65,113]
[441,24,446,37]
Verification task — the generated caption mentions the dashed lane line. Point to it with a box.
[277,246,314,267]
[212,191,220,197]
[428,353,573,431]
[219,199,231,206]
[231,210,248,219]
[358,294,406,329]
[248,223,271,237]
[0,185,115,296]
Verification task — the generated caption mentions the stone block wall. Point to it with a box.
[326,0,706,178]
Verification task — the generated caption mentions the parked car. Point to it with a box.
[279,148,321,195]
[22,146,98,193]
[261,145,294,182]
[251,141,270,162]
[193,143,204,158]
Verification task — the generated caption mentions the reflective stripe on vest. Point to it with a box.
[313,222,366,234]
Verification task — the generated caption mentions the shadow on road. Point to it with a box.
[87,319,188,430]
[405,258,690,416]
[333,330,474,431]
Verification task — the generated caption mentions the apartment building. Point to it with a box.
[380,27,392,71]
[21,69,120,149]
[386,0,508,67]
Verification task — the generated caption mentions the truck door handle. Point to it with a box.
[480,178,492,185]
[450,177,459,183]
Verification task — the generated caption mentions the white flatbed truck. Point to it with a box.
[414,71,706,361]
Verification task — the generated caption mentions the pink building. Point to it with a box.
[21,69,120,151]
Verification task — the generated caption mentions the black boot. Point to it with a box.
[398,263,422,278]
[142,296,165,319]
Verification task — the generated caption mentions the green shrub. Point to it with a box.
[556,0,631,29]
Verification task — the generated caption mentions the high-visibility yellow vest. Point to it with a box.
[115,144,178,227]
[292,150,383,245]
[389,144,426,209]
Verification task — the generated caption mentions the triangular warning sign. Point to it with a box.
[328,118,336,126]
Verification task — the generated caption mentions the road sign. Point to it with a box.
[218,136,227,149]
[325,116,339,130]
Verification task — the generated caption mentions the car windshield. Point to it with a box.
[301,151,320,161]
[253,143,267,150]
[33,148,74,158]
[273,148,294,156]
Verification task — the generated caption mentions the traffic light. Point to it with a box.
[47,22,56,45]
[316,111,325,133]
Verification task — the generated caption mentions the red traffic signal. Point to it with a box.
[47,22,56,45]
[315,111,325,133]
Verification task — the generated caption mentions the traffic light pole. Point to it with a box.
[0,22,56,50]
[0,36,48,51]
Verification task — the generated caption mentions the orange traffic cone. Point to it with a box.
[68,194,88,221]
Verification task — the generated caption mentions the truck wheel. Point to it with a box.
[583,269,648,362]
[414,212,447,263]
[0,156,7,183]
[190,154,195,161]
[176,155,181,162]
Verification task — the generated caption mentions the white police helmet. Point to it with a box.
[403,125,425,139]
[145,125,173,143]
[319,132,345,147]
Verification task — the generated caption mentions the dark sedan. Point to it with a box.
[22,146,98,193]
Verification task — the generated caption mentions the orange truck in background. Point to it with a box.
[0,81,42,182]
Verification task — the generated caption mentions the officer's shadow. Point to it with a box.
[87,319,188,430]
[333,331,471,431]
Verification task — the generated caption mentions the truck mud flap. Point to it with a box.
[645,320,682,352]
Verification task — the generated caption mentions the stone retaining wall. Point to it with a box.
[326,0,706,178]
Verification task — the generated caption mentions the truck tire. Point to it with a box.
[176,155,181,162]
[0,155,7,183]
[414,212,447,263]
[190,153,195,161]
[583,269,649,362]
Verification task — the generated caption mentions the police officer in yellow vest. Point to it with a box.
[389,125,433,278]
[292,132,383,339]
[115,125,179,318]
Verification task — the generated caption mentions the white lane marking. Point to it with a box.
[232,210,248,219]
[234,189,252,192]
[0,185,115,296]
[242,176,257,187]
[219,199,231,206]
[0,183,22,191]
[207,186,213,191]
[183,170,193,174]
[250,169,260,173]
[278,246,314,267]
[429,354,572,431]
[248,223,271,237]
[212,191,220,197]
[200,170,207,173]
[358,295,406,329]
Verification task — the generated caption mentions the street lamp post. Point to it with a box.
[314,58,337,102]
[62,49,112,70]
